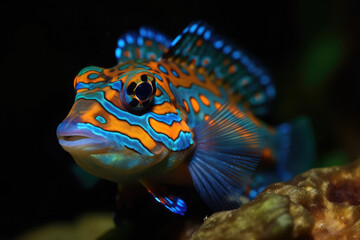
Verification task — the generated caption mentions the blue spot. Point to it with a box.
[171,69,179,78]
[158,65,168,74]
[189,24,198,33]
[266,85,276,98]
[197,26,205,35]
[252,67,263,76]
[260,75,270,85]
[137,37,144,46]
[179,66,189,75]
[139,27,147,36]
[117,39,125,48]
[204,30,211,40]
[196,73,205,82]
[241,56,250,65]
[249,190,257,199]
[223,45,232,54]
[126,34,134,44]
[214,40,223,49]
[248,64,256,73]
[88,73,99,79]
[182,27,189,34]
[232,50,241,59]
[147,29,155,38]
[115,48,122,58]
[153,73,163,81]
[95,115,106,124]
[155,34,163,42]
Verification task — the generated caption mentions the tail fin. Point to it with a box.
[275,117,316,181]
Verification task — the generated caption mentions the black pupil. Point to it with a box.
[135,82,153,101]
[141,74,148,81]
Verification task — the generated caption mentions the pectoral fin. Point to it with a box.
[140,180,187,216]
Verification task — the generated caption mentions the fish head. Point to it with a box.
[57,62,194,182]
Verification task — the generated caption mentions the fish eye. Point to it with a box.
[135,82,153,101]
[121,71,157,112]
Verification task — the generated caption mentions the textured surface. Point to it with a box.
[261,159,360,240]
[191,193,313,240]
[192,159,360,240]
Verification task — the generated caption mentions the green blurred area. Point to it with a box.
[301,33,344,88]
[274,0,359,168]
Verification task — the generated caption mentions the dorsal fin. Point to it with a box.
[162,21,276,115]
[115,27,171,62]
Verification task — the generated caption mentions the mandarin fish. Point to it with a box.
[57,21,314,215]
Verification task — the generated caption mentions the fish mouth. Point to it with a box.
[56,121,171,182]
[57,123,109,152]
[58,135,107,150]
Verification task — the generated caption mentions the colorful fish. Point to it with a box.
[57,21,314,215]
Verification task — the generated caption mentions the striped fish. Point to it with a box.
[57,21,314,215]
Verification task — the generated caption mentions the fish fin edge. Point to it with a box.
[190,103,265,211]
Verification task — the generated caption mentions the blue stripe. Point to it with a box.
[77,122,153,156]
[75,91,193,151]
[78,66,103,77]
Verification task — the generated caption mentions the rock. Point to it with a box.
[192,159,360,240]
[260,159,360,240]
[191,193,313,240]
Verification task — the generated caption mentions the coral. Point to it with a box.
[192,159,360,240]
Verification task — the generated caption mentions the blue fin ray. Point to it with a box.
[189,104,265,211]
[141,181,187,215]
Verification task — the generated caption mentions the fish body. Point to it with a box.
[57,21,314,215]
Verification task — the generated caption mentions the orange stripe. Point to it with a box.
[152,102,178,115]
[149,118,190,141]
[79,100,156,151]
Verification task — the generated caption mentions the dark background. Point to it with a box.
[1,1,359,239]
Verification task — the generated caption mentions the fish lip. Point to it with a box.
[57,123,110,152]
